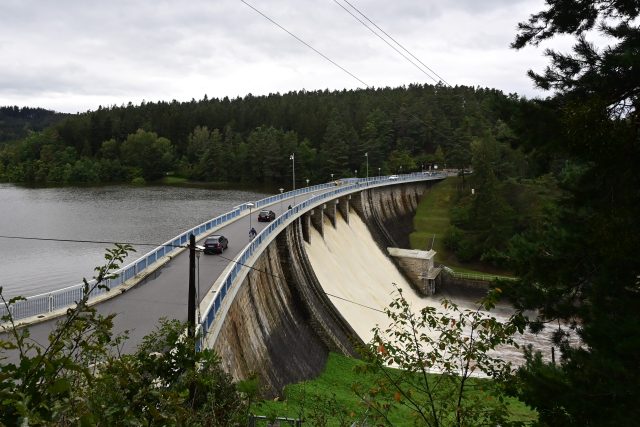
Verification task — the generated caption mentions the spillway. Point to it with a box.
[210,182,573,396]
[304,210,422,341]
[305,210,572,366]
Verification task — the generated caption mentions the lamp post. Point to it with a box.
[279,188,284,213]
[378,167,381,177]
[355,169,358,179]
[330,173,334,181]
[399,165,403,175]
[290,153,295,206]
[188,234,196,339]
[306,178,309,187]
[195,245,202,324]
[246,202,254,235]
[365,152,369,179]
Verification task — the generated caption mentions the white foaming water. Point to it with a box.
[304,211,574,366]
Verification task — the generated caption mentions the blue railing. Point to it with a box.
[198,172,445,344]
[0,180,343,321]
[2,173,444,322]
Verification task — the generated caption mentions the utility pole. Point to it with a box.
[188,233,196,339]
[290,153,296,206]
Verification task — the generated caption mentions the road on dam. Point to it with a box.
[12,189,326,355]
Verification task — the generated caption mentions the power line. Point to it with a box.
[338,0,452,87]
[239,0,370,88]
[238,0,471,149]
[332,0,440,85]
[0,235,186,249]
[0,236,387,314]
[216,252,386,314]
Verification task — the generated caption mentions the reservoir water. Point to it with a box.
[0,184,268,298]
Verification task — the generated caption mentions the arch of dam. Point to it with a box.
[200,177,442,396]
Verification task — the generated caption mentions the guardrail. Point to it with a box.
[198,172,446,344]
[443,267,517,282]
[0,180,346,321]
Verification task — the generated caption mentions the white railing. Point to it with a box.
[0,180,345,321]
[197,173,445,345]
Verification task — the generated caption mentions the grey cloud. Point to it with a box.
[0,0,548,112]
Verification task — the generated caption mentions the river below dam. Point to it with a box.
[304,211,579,366]
[0,183,268,298]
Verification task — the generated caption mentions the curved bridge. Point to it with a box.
[4,174,445,391]
[199,174,444,394]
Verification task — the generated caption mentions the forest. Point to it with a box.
[0,84,549,186]
[0,106,67,144]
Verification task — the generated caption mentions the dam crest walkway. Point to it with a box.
[2,173,445,354]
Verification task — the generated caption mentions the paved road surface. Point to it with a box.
[10,189,322,356]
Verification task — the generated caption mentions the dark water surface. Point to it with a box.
[0,184,268,298]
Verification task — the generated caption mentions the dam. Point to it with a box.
[206,180,570,396]
[3,175,567,395]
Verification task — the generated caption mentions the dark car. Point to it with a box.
[203,235,228,254]
[257,209,276,222]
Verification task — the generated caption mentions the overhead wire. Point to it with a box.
[238,0,460,146]
[0,234,186,249]
[239,0,370,88]
[0,233,386,314]
[338,0,452,87]
[215,252,386,314]
[331,0,440,85]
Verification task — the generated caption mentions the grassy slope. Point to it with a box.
[409,177,457,259]
[409,177,513,276]
[254,353,536,425]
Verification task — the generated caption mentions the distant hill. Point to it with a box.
[0,106,68,143]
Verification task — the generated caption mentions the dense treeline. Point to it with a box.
[0,106,67,143]
[0,84,546,186]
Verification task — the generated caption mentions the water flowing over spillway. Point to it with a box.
[304,211,419,341]
[304,210,573,366]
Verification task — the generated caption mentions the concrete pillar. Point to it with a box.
[310,205,325,238]
[338,195,350,224]
[325,200,338,228]
[301,213,311,243]
[350,191,365,219]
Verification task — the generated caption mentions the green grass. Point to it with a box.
[253,353,536,425]
[409,177,461,270]
[410,177,513,277]
[159,176,189,185]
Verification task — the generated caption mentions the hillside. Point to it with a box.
[0,84,553,186]
[0,106,67,143]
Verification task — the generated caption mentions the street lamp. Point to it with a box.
[355,169,358,178]
[378,167,381,177]
[399,165,403,175]
[290,153,295,206]
[279,188,284,213]
[194,244,205,324]
[246,202,254,235]
[306,178,309,187]
[365,152,369,179]
[330,173,334,181]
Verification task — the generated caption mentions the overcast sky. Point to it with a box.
[0,0,569,113]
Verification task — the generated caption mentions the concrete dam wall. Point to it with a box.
[212,182,434,396]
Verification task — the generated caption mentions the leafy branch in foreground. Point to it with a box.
[355,285,525,427]
[0,245,249,426]
[0,244,134,424]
